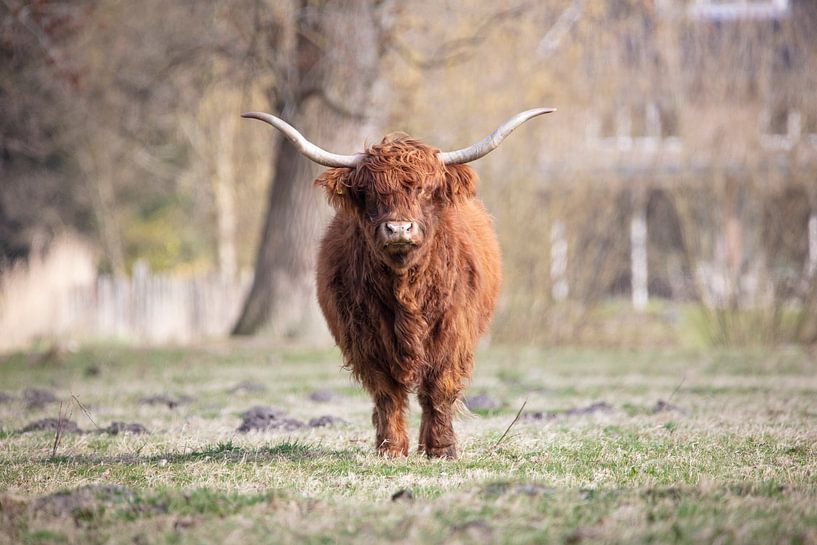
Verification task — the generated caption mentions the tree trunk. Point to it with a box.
[213,112,238,281]
[232,0,381,339]
[231,117,327,338]
[79,144,126,276]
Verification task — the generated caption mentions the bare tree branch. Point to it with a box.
[386,3,532,70]
[537,0,586,57]
[299,87,368,121]
[1,0,76,81]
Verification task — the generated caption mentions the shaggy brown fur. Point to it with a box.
[315,135,501,459]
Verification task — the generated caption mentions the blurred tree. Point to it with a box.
[0,0,95,265]
[232,1,545,338]
[1,0,223,273]
[232,0,382,338]
[3,0,816,346]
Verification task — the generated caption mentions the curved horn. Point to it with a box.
[241,112,362,168]
[438,108,555,165]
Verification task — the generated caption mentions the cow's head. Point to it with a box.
[314,136,479,269]
[241,109,554,269]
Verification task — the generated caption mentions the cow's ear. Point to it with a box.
[440,164,477,204]
[315,168,356,211]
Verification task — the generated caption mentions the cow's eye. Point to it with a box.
[365,195,379,219]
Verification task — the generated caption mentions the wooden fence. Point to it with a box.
[0,257,251,350]
[73,263,251,344]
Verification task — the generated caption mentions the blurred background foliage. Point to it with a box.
[1,0,815,349]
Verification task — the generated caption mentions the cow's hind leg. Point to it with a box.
[418,372,462,459]
[371,385,409,457]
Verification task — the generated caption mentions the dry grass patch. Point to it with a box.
[1,342,816,544]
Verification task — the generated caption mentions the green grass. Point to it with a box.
[1,342,816,544]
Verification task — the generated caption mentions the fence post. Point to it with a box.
[630,190,649,310]
[808,210,817,280]
[550,219,569,301]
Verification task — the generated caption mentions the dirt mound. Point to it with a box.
[100,422,149,435]
[32,484,139,520]
[0,391,15,404]
[20,418,82,434]
[308,415,346,427]
[237,405,303,432]
[524,401,614,421]
[228,381,267,394]
[464,393,500,410]
[561,401,614,417]
[138,394,192,409]
[23,388,58,409]
[308,389,343,403]
[391,489,413,502]
[484,482,555,497]
[239,405,287,419]
[450,520,493,540]
[652,400,686,414]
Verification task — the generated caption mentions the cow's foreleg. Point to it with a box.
[371,387,409,457]
[418,372,462,459]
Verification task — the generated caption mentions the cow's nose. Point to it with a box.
[385,222,413,235]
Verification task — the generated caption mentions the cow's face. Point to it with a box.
[316,136,476,270]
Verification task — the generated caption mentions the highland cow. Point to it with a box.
[243,108,553,458]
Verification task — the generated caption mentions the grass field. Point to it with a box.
[1,342,816,544]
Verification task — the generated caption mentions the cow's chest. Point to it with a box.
[346,271,450,352]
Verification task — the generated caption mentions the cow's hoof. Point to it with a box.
[377,442,409,458]
[424,444,457,459]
